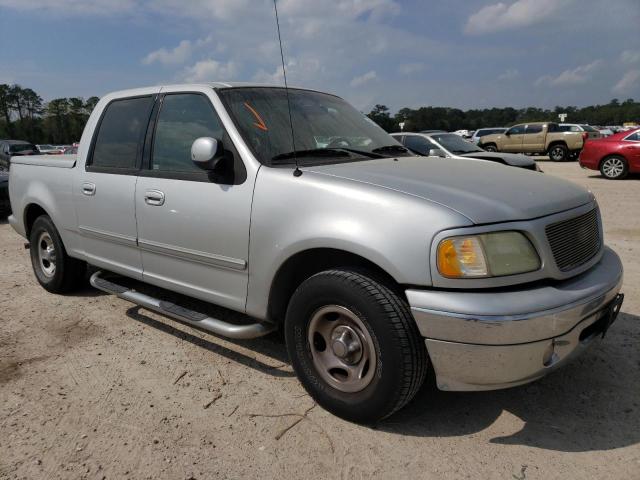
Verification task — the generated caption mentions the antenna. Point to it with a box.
[272,0,302,177]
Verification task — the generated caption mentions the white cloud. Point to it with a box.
[399,63,425,75]
[142,40,192,66]
[498,68,519,80]
[465,0,573,35]
[181,59,238,82]
[535,60,603,87]
[620,50,640,65]
[613,69,640,94]
[350,71,377,87]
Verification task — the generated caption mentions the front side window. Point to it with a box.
[91,96,154,169]
[624,131,640,141]
[152,94,225,173]
[404,135,435,155]
[506,125,525,135]
[218,87,405,166]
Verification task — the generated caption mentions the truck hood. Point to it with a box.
[304,156,592,224]
[457,151,536,168]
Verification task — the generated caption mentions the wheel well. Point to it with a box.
[267,248,402,325]
[547,141,567,150]
[24,204,49,237]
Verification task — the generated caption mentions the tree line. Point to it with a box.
[367,99,640,133]
[0,84,99,144]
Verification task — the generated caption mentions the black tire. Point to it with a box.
[548,143,568,162]
[285,269,427,423]
[599,155,628,179]
[29,215,86,293]
[482,143,497,152]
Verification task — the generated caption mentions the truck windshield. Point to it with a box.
[217,87,408,166]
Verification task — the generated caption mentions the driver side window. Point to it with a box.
[405,135,435,156]
[507,125,525,135]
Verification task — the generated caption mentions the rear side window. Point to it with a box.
[525,124,543,134]
[90,96,154,169]
[152,93,224,173]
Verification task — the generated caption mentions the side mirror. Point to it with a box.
[191,137,223,170]
[505,131,511,136]
[428,148,446,158]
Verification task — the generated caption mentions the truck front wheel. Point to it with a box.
[29,215,86,293]
[482,143,497,152]
[548,144,568,161]
[285,269,427,423]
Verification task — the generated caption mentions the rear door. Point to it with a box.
[134,88,254,311]
[502,124,525,152]
[522,124,545,153]
[74,93,157,279]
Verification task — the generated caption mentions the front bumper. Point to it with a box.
[407,247,623,391]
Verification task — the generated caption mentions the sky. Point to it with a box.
[0,0,639,113]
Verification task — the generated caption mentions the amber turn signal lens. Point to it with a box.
[437,236,488,278]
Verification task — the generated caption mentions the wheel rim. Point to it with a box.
[37,231,56,278]
[307,305,376,393]
[550,147,564,161]
[602,158,624,178]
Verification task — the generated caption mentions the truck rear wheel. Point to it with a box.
[29,215,86,293]
[548,144,568,161]
[285,269,427,423]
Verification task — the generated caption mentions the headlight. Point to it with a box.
[437,231,540,278]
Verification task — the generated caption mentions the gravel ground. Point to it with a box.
[1,161,638,479]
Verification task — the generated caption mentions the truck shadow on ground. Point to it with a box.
[377,311,640,453]
[125,305,294,379]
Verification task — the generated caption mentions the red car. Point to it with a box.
[579,128,640,179]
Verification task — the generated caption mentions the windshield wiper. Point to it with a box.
[271,147,383,163]
[371,145,409,155]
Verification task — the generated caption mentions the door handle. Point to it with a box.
[144,189,165,206]
[82,182,96,196]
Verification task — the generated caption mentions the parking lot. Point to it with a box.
[0,161,638,479]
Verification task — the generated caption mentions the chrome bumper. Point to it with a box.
[407,247,623,391]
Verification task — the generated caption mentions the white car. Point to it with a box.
[470,127,507,145]
[391,132,539,171]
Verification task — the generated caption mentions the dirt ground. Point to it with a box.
[1,161,638,480]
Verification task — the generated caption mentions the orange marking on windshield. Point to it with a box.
[243,102,268,131]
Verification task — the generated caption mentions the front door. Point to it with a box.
[74,94,157,279]
[502,124,525,152]
[135,90,254,311]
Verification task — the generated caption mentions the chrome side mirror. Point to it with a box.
[191,137,223,170]
[428,148,446,158]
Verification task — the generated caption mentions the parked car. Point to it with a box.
[62,146,78,155]
[596,127,614,137]
[559,123,602,140]
[579,128,640,179]
[0,170,9,217]
[8,83,624,423]
[470,128,507,144]
[35,144,63,155]
[392,131,539,170]
[0,140,39,170]
[479,122,585,161]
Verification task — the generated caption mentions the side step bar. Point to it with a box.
[89,271,275,340]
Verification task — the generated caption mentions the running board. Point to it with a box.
[89,271,275,340]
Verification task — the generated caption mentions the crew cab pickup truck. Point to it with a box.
[8,83,624,423]
[479,122,585,161]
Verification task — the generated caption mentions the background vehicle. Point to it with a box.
[0,171,9,217]
[559,123,602,140]
[62,146,78,155]
[0,140,39,170]
[35,144,63,155]
[8,83,623,423]
[392,131,539,170]
[579,128,640,179]
[479,122,584,161]
[470,128,507,144]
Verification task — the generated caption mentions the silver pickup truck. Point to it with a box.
[8,83,624,423]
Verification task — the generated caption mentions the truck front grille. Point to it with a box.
[545,208,601,272]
